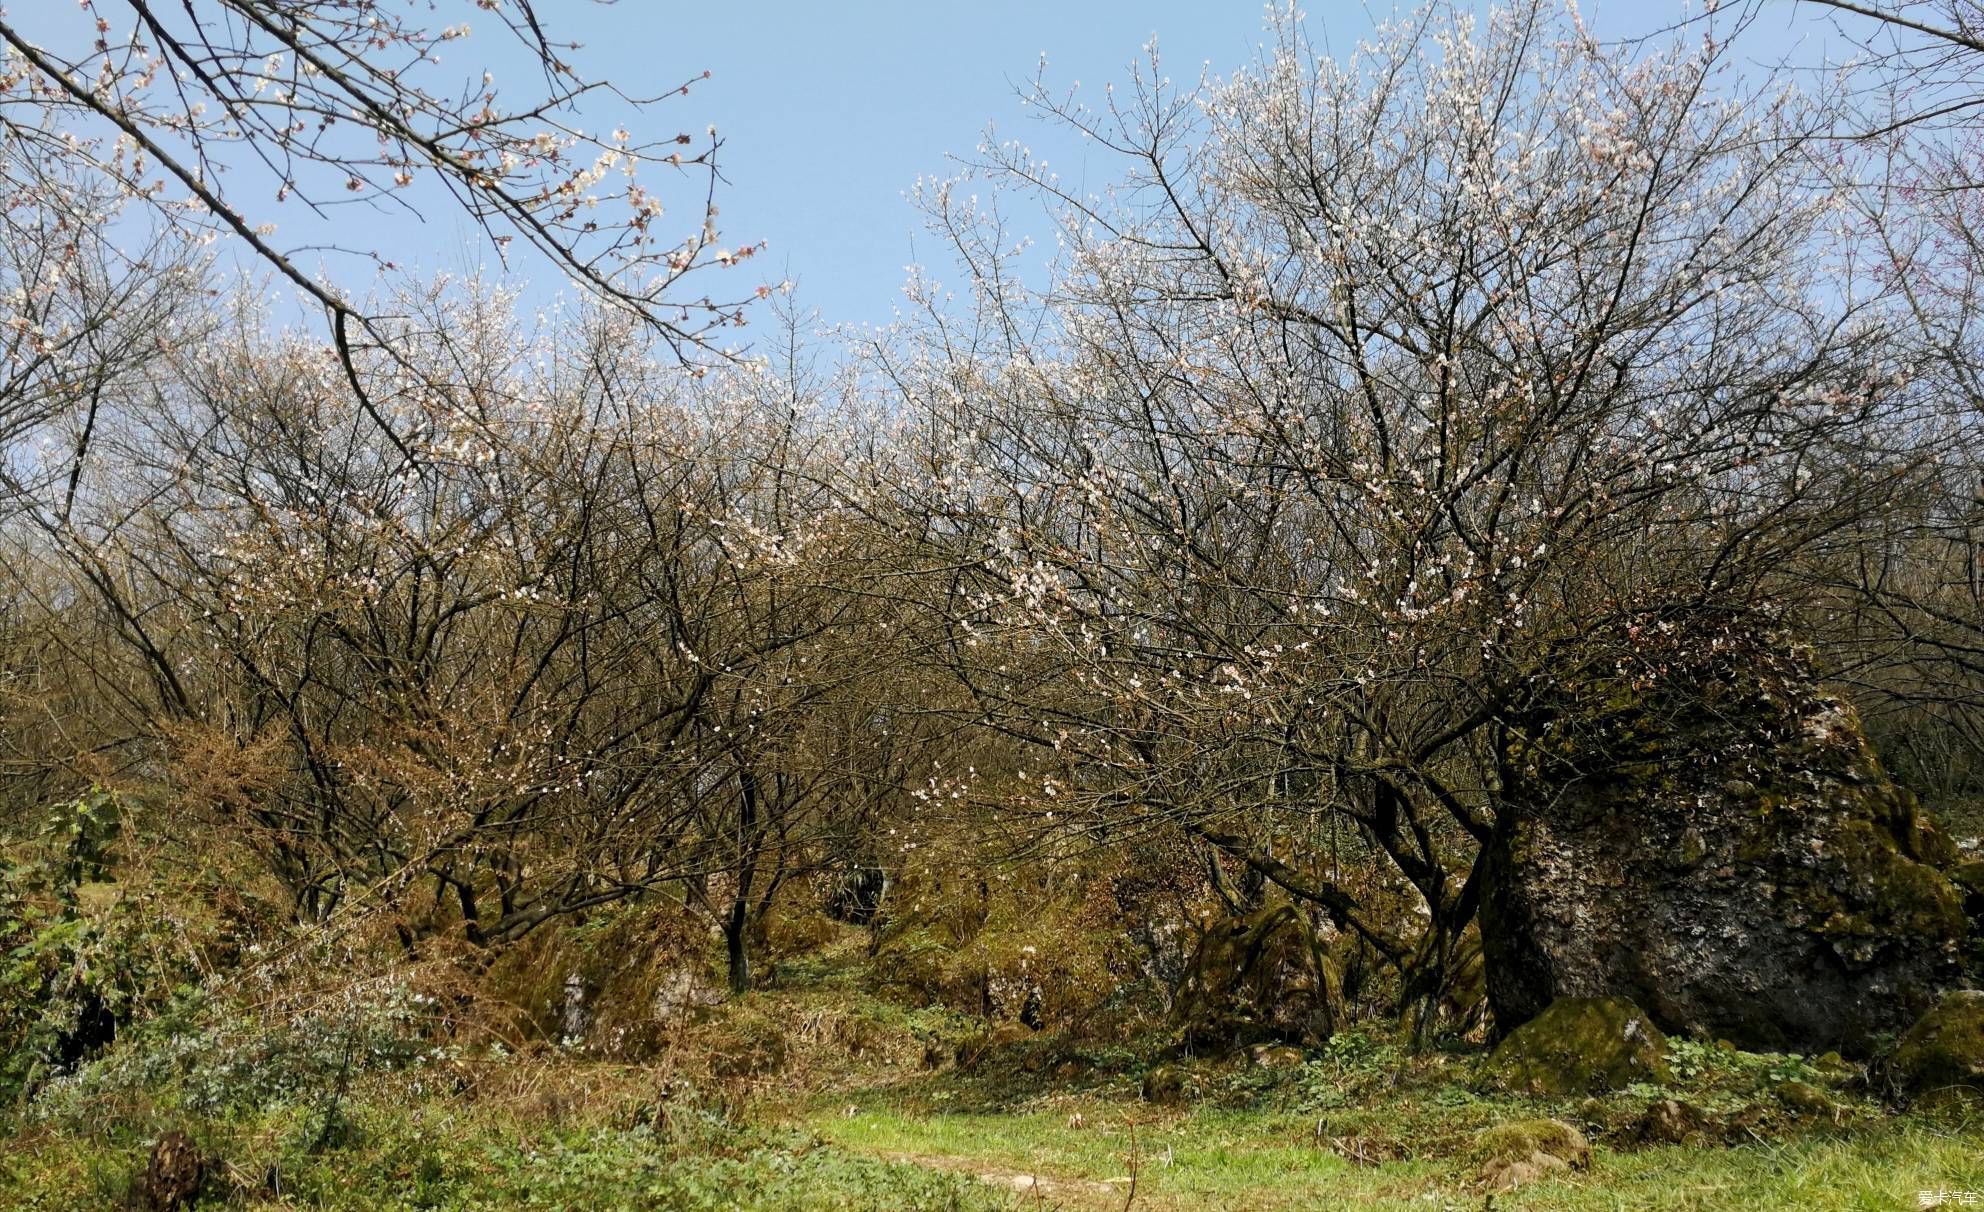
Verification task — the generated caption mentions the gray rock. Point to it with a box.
[1481,611,1966,1056]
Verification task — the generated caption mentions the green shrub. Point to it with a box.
[0,790,195,1101]
[32,981,450,1125]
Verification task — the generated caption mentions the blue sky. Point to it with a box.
[630,2,1296,332]
[333,1,1335,334]
[13,2,1855,337]
[565,0,1839,334]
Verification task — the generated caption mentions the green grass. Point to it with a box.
[1,1093,1008,1211]
[13,1069,1983,1211]
[754,938,1984,1209]
[811,1101,1984,1210]
[816,1104,1370,1208]
[9,929,1984,1211]
[795,1021,1984,1210]
[0,1016,1005,1212]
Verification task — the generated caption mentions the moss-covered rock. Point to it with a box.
[1949,860,1984,925]
[1171,902,1335,1049]
[1888,989,1984,1099]
[1249,1043,1305,1069]
[1486,997,1670,1096]
[1475,1117,1590,1165]
[1948,860,1984,895]
[1140,1063,1199,1105]
[1773,1079,1841,1122]
[709,1015,789,1078]
[1571,1095,1638,1139]
[952,1021,1033,1072]
[1482,608,1967,1056]
[1474,1118,1589,1192]
[1631,1098,1708,1146]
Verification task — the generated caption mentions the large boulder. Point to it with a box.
[1486,996,1671,1095]
[1482,610,1966,1056]
[1887,989,1984,1099]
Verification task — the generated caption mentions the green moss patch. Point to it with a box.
[1488,997,1672,1096]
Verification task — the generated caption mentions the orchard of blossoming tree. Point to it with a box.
[8,3,1984,1208]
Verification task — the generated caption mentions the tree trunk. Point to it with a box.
[725,764,762,995]
[724,898,751,994]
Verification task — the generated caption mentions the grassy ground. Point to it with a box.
[0,1075,1005,1211]
[767,933,1984,1210]
[7,929,1984,1209]
[812,1102,1984,1210]
[14,1054,1978,1210]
